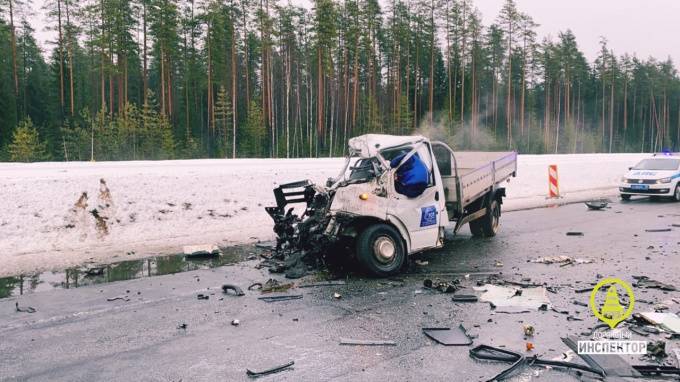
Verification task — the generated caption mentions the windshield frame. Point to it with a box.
[632,158,680,171]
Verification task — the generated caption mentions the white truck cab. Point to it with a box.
[266,134,517,276]
[619,153,680,201]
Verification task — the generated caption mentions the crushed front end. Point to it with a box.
[264,180,337,277]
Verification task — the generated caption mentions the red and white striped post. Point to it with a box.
[548,165,560,198]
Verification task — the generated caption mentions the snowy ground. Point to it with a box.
[0,153,647,276]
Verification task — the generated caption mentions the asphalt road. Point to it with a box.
[1,198,679,382]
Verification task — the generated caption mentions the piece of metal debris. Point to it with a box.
[339,338,397,346]
[566,231,584,236]
[231,319,240,326]
[197,293,209,300]
[177,323,188,330]
[633,276,677,291]
[246,360,294,378]
[183,244,222,257]
[423,325,473,346]
[637,312,680,334]
[247,283,263,291]
[258,294,303,303]
[222,284,245,296]
[645,228,672,233]
[15,302,36,313]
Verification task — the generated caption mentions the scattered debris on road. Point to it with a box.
[452,293,478,302]
[340,338,397,346]
[423,325,473,346]
[647,340,668,358]
[197,293,209,300]
[474,284,551,311]
[258,294,303,303]
[247,282,263,291]
[530,255,593,265]
[222,284,245,296]
[333,292,342,299]
[637,312,680,334]
[633,276,677,291]
[565,231,584,236]
[177,323,188,330]
[261,279,295,293]
[523,324,535,337]
[414,259,429,266]
[299,280,346,288]
[246,360,294,378]
[423,278,460,293]
[231,319,240,326]
[469,344,604,381]
[183,244,222,257]
[15,302,36,313]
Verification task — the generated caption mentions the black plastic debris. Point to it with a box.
[566,231,584,236]
[177,323,188,330]
[423,325,473,346]
[246,360,294,378]
[222,284,245,296]
[197,293,209,300]
[633,365,680,377]
[585,200,609,210]
[106,295,130,302]
[645,228,672,233]
[15,302,36,313]
[562,336,641,377]
[469,344,604,382]
[452,294,478,302]
[339,338,396,346]
[258,294,303,303]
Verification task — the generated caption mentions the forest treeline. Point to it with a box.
[1,0,679,162]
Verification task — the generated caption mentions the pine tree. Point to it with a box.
[9,118,49,162]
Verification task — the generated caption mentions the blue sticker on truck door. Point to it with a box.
[420,206,437,227]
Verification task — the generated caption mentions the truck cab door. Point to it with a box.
[385,143,446,252]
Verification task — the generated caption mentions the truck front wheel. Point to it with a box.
[469,199,501,238]
[356,224,406,277]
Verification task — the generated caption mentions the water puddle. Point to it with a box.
[0,245,262,299]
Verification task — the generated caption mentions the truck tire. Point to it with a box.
[356,224,406,277]
[620,194,631,201]
[470,199,501,238]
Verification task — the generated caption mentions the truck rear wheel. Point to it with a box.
[356,224,405,277]
[469,199,500,238]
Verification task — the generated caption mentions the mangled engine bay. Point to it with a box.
[264,156,387,278]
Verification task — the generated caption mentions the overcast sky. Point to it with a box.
[29,0,680,67]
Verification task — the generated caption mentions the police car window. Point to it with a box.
[633,159,680,171]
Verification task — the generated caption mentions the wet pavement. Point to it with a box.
[1,198,679,381]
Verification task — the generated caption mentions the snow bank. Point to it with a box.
[0,153,647,276]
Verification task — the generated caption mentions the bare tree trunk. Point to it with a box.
[66,0,75,116]
[9,0,19,97]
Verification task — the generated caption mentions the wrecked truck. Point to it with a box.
[266,134,517,276]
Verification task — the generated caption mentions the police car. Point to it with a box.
[619,153,680,201]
